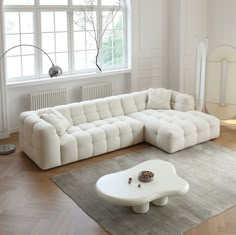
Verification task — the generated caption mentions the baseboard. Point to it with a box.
[0,128,19,139]
[10,128,19,134]
[0,131,9,139]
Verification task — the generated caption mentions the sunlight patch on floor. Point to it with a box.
[221,119,236,125]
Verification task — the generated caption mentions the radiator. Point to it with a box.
[80,82,112,101]
[30,88,67,110]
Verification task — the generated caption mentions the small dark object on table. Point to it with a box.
[138,171,154,182]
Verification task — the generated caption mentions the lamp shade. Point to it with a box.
[49,65,63,78]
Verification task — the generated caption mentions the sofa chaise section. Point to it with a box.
[129,109,220,153]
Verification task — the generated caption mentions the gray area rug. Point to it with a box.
[52,142,236,235]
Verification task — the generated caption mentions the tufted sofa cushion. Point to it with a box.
[59,116,144,164]
[129,109,220,153]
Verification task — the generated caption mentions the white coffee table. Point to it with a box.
[96,160,189,213]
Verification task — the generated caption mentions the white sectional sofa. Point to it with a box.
[19,88,220,170]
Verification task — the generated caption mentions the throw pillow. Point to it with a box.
[146,88,172,110]
[39,108,71,136]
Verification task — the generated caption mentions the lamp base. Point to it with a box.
[0,144,16,155]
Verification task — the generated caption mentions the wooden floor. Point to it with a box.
[0,120,236,235]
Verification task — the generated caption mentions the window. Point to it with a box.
[2,0,127,82]
[41,11,69,74]
[4,12,35,78]
[102,11,124,67]
[73,11,97,70]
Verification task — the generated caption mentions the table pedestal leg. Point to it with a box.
[152,196,168,206]
[132,203,149,213]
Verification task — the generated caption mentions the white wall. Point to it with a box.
[181,0,208,95]
[208,0,236,50]
[205,0,236,119]
[167,0,236,97]
[1,0,168,134]
[167,0,181,91]
[167,0,207,95]
[130,0,167,91]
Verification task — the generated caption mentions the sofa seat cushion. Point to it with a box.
[60,116,144,161]
[128,109,220,153]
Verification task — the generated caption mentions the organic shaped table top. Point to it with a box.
[96,160,189,207]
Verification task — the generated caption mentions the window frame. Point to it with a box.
[39,10,70,76]
[3,8,38,81]
[1,0,127,83]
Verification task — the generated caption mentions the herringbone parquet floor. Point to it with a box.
[0,120,236,235]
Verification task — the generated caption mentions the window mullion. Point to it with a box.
[68,0,73,73]
[68,9,73,74]
[53,12,57,65]
[97,0,102,70]
[18,12,24,77]
[84,17,88,69]
[68,0,73,8]
[123,8,127,67]
[112,12,115,66]
[35,0,43,78]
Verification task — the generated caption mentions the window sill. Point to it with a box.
[7,68,131,89]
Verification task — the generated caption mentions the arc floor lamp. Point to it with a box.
[0,44,63,155]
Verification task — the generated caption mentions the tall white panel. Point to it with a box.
[140,0,162,49]
[208,0,236,50]
[180,0,207,95]
[167,0,207,95]
[131,0,167,92]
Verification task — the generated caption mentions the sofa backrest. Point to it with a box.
[48,90,147,125]
[36,89,194,126]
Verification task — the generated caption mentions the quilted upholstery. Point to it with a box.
[129,109,220,153]
[60,116,144,163]
[19,89,220,170]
